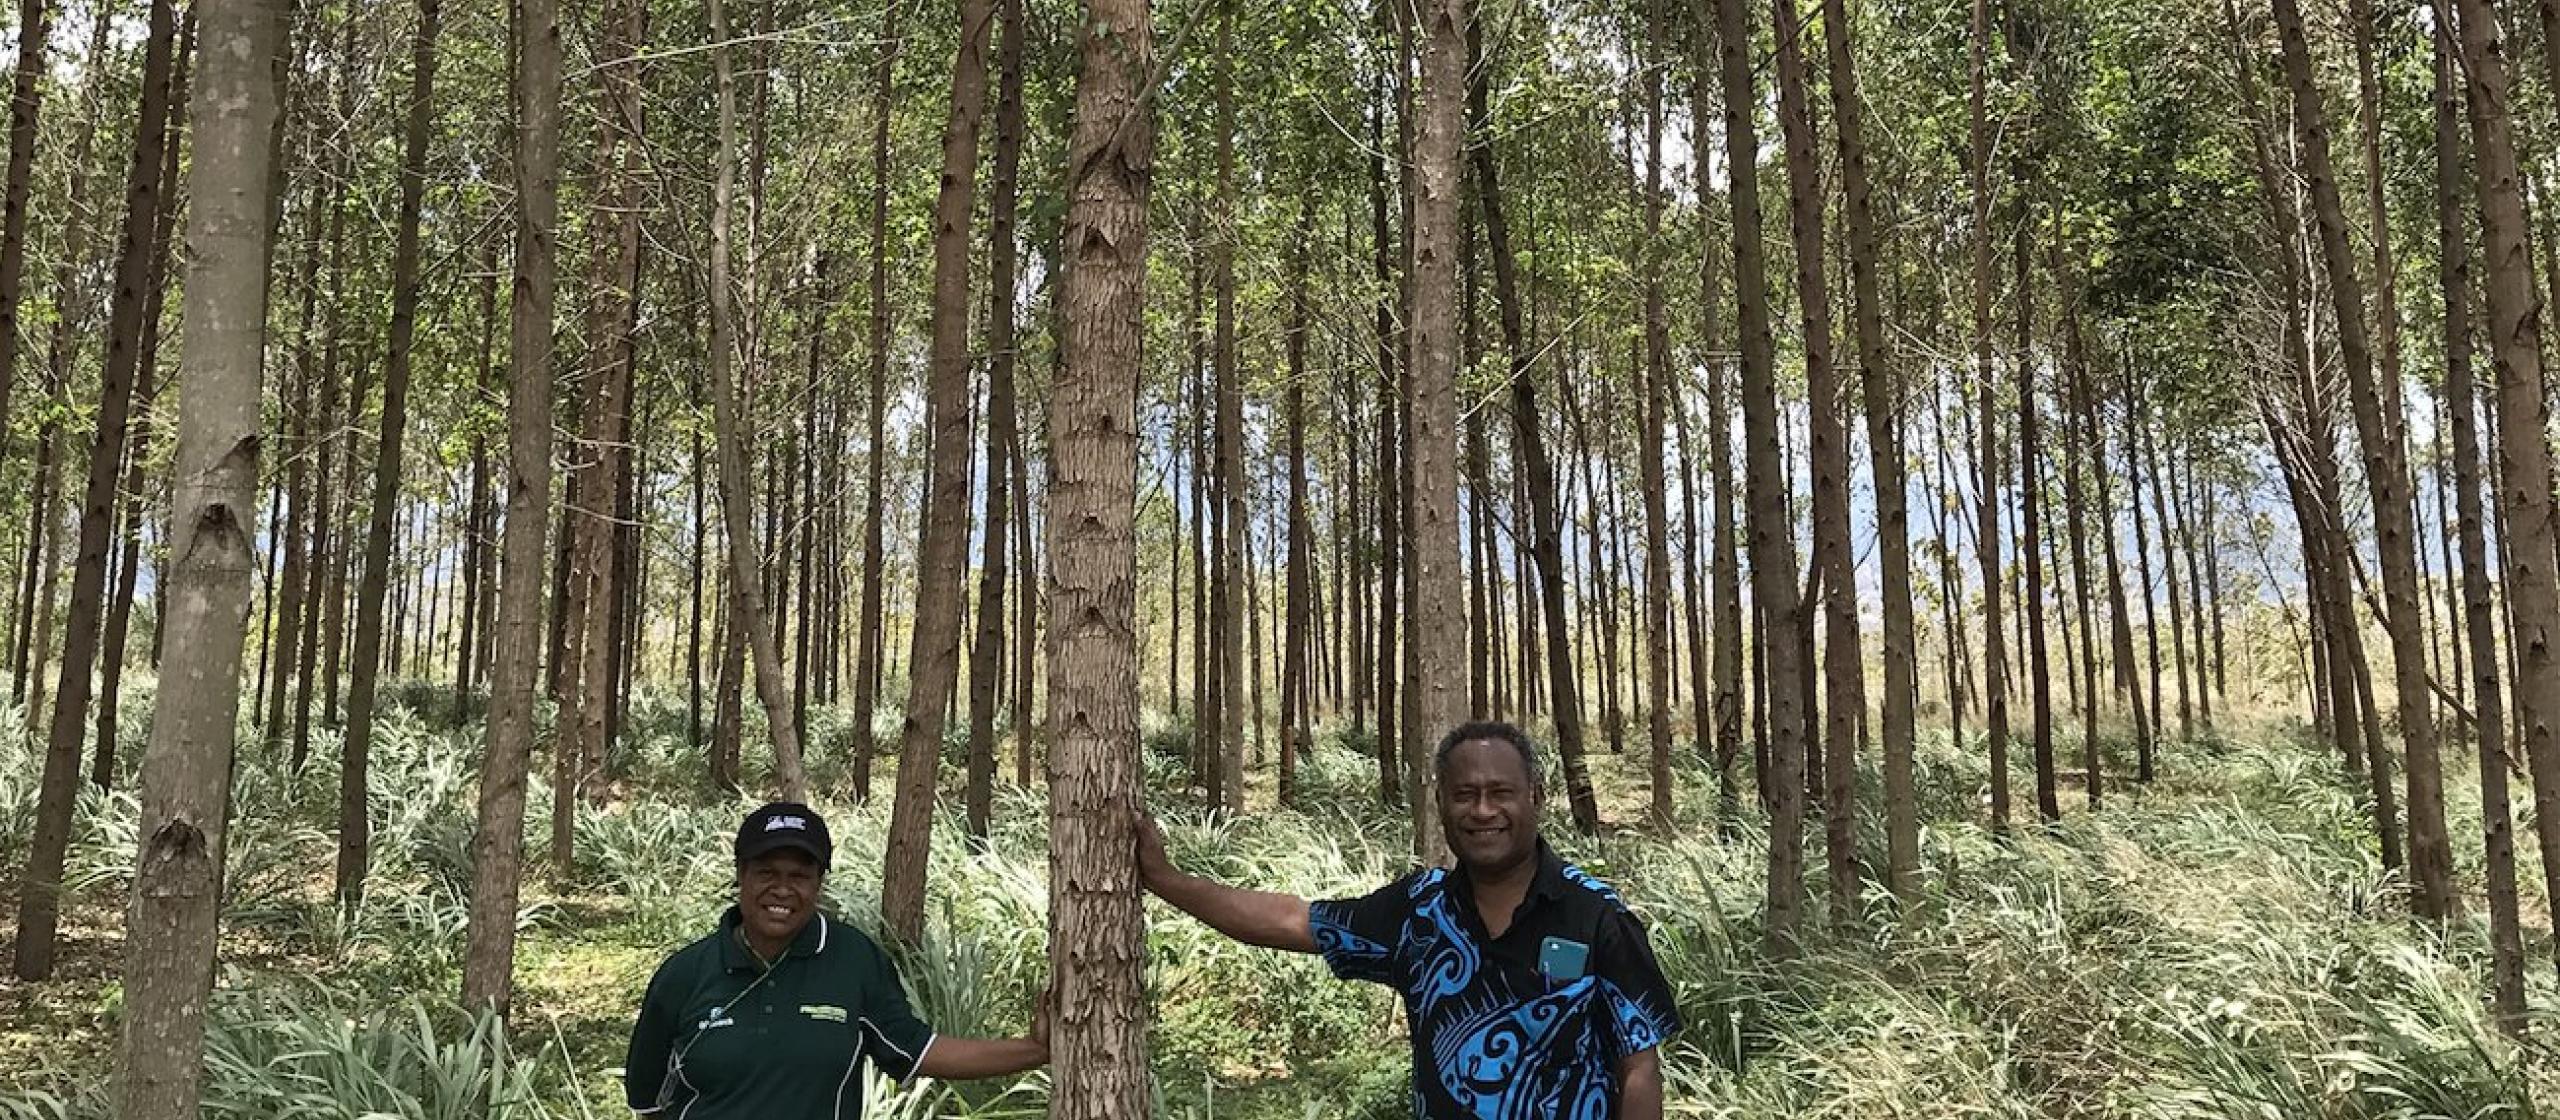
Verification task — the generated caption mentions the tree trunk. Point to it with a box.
[1969,0,2011,833]
[2055,253,2103,809]
[1046,0,1154,1111]
[1281,189,1313,807]
[2271,0,2450,909]
[18,0,181,977]
[1636,0,1676,832]
[1209,0,1245,812]
[0,0,49,495]
[332,0,443,909]
[852,0,903,805]
[1370,62,1403,810]
[1822,0,1914,901]
[461,0,560,1016]
[2449,0,2560,988]
[95,9,194,790]
[2429,5,2526,1027]
[2014,226,2058,826]
[1770,0,1862,915]
[967,0,1027,835]
[1469,25,1599,834]
[881,0,995,943]
[1711,0,1809,951]
[113,0,286,1107]
[711,0,810,809]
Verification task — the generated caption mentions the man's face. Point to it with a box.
[736,849,823,949]
[1439,738,1543,874]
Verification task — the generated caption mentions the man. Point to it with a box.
[1139,721,1680,1118]
[625,801,1048,1117]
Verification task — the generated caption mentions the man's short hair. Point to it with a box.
[1433,721,1544,793]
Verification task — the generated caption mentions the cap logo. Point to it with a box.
[765,815,808,832]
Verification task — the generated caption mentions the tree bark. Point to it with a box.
[113,0,286,1107]
[1046,0,1154,1111]
[333,0,442,909]
[1710,0,1810,950]
[461,0,559,1016]
[2448,0,2560,988]
[967,0,1027,835]
[1209,0,1244,812]
[1281,189,1313,808]
[1637,0,1676,832]
[852,0,904,804]
[18,0,181,977]
[882,0,995,943]
[1469,25,1599,834]
[0,0,47,494]
[1969,0,2012,832]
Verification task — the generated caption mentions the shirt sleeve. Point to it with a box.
[1592,906,1682,1061]
[858,944,940,1084]
[624,959,680,1115]
[1306,872,1419,986]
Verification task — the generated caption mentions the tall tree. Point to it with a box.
[2268,0,2454,918]
[852,0,904,804]
[964,0,1027,841]
[1046,0,1154,1110]
[1208,0,1244,812]
[0,0,49,501]
[1970,0,2012,832]
[462,0,562,1016]
[2447,0,2560,986]
[1637,0,1676,832]
[555,0,648,870]
[882,0,997,943]
[334,0,443,909]
[17,0,181,978]
[1713,0,1811,949]
[1823,0,1916,901]
[1470,22,1600,834]
[113,0,287,1108]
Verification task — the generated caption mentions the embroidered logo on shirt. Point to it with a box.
[697,1005,736,1031]
[801,1004,848,1023]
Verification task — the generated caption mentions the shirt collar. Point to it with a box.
[715,906,831,971]
[1448,835,1566,917]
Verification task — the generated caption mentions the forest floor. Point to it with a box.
[1,681,2556,1118]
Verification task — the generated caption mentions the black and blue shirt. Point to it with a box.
[1308,840,1682,1119]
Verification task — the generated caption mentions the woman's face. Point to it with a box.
[736,849,823,951]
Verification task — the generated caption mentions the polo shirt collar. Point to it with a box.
[1448,835,1565,927]
[714,906,832,971]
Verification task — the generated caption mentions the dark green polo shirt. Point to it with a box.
[625,907,936,1118]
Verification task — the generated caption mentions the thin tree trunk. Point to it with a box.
[2449,0,2560,988]
[706,0,808,812]
[19,0,182,977]
[881,0,995,943]
[1970,0,2012,832]
[851,0,903,805]
[1711,0,1809,951]
[965,0,1025,838]
[2429,6,2526,1026]
[1469,27,1598,833]
[0,0,50,491]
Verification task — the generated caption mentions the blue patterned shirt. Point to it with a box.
[1308,841,1681,1119]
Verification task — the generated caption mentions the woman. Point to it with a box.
[624,801,1047,1117]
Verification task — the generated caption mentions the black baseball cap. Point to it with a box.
[734,801,832,869]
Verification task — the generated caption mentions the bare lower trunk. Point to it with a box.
[113,0,285,1108]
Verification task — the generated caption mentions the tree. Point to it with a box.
[705,0,809,811]
[1046,0,1155,1109]
[1404,0,1469,862]
[965,0,1027,842]
[113,0,288,1108]
[1970,0,2012,833]
[2446,0,2560,986]
[1712,0,1811,950]
[335,0,444,909]
[2268,0,2454,922]
[883,0,997,944]
[852,0,905,804]
[1824,0,1917,902]
[461,0,562,1016]
[16,0,181,979]
[0,0,49,507]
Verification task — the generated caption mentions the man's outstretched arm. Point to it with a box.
[1136,810,1317,952]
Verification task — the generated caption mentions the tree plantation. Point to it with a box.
[1,0,2558,1112]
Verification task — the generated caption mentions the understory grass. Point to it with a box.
[0,678,2553,1118]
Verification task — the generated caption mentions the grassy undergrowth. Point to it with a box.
[0,678,2554,1117]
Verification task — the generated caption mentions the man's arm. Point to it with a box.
[1615,1048,1664,1120]
[1137,810,1318,952]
